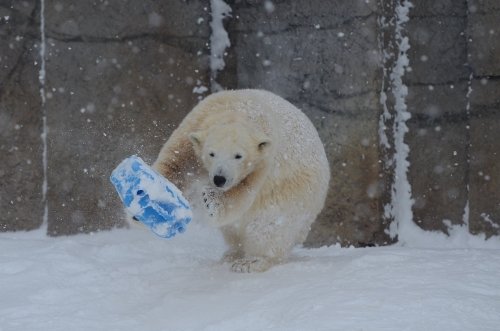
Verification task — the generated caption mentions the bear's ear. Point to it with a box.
[255,131,271,152]
[258,139,271,152]
[189,131,204,148]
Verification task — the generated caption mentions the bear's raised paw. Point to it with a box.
[201,187,222,217]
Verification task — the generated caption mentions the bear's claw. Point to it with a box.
[221,249,244,263]
[231,257,272,273]
[201,187,222,217]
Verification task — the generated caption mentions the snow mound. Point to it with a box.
[1,225,499,331]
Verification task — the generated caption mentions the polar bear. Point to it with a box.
[153,89,330,272]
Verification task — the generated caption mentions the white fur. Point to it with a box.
[153,89,330,272]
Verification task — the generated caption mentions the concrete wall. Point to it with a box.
[1,0,210,234]
[0,2,44,231]
[405,0,500,237]
[1,0,499,244]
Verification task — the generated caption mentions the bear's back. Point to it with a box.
[230,90,327,169]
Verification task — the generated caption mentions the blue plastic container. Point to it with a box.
[110,155,192,238]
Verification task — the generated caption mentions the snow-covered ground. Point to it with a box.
[1,223,499,331]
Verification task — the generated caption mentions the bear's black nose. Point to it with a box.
[214,175,226,187]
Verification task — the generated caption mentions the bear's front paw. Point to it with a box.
[202,187,222,218]
[231,257,273,273]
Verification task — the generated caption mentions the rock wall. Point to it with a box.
[405,0,500,237]
[1,0,210,234]
[1,0,499,244]
[0,2,44,231]
[467,0,500,235]
[405,0,470,233]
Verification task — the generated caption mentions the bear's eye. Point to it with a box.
[235,154,242,160]
[209,152,215,157]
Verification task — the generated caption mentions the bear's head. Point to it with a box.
[189,122,271,191]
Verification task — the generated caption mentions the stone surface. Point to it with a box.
[230,1,381,114]
[468,0,500,14]
[406,83,470,117]
[467,75,500,234]
[469,77,500,107]
[403,0,470,233]
[45,0,210,39]
[305,112,388,247]
[405,85,470,231]
[41,0,210,235]
[468,13,500,76]
[408,0,466,17]
[466,1,500,235]
[469,114,500,236]
[405,16,468,85]
[0,1,44,231]
[407,120,469,231]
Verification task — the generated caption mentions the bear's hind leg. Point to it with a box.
[231,214,299,273]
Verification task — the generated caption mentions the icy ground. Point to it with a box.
[1,223,499,331]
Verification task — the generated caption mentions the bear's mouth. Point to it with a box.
[210,182,233,192]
